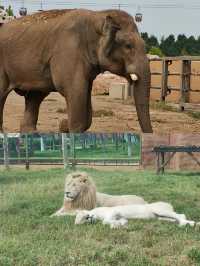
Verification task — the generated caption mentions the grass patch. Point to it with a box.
[93,109,114,117]
[188,248,200,263]
[187,110,200,120]
[1,168,200,265]
[150,101,176,112]
[150,101,200,120]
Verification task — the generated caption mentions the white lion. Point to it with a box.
[75,202,196,229]
[96,192,147,206]
[51,171,96,216]
[51,171,146,217]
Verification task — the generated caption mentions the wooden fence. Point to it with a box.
[150,56,200,110]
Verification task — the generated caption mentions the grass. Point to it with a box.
[93,110,114,117]
[25,144,140,160]
[1,167,200,266]
[150,101,200,120]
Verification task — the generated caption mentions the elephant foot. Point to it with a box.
[20,123,37,133]
[59,119,69,133]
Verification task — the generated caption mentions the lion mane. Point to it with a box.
[52,171,96,216]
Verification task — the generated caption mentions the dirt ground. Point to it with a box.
[3,91,200,133]
[3,61,200,133]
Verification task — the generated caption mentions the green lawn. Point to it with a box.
[31,144,140,160]
[1,168,200,266]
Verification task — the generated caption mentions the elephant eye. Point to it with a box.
[125,43,133,50]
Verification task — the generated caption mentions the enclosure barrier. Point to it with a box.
[150,56,200,110]
[153,145,200,174]
[0,133,140,170]
[0,158,138,167]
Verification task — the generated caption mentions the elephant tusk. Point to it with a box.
[130,74,138,81]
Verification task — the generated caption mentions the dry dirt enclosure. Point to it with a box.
[3,61,200,133]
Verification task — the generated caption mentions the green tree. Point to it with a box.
[141,32,150,52]
[160,35,179,56]
[148,35,159,47]
[176,34,187,55]
[149,46,164,57]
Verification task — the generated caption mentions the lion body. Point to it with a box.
[51,172,146,217]
[96,192,147,207]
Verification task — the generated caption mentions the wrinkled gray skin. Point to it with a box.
[0,9,152,132]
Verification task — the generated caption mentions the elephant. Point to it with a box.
[0,9,153,133]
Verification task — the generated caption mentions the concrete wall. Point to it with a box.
[109,83,131,100]
[141,134,200,171]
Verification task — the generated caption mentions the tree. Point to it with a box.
[141,32,151,52]
[149,46,164,57]
[160,35,179,56]
[148,35,159,47]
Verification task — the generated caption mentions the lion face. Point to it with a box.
[64,172,90,201]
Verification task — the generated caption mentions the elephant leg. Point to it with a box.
[0,71,10,131]
[20,91,49,132]
[59,88,92,133]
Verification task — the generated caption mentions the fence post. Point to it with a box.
[3,133,9,170]
[70,133,76,170]
[161,59,170,101]
[62,133,68,170]
[180,59,191,111]
[25,134,29,170]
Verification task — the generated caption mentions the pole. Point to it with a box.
[70,133,76,170]
[3,133,9,170]
[40,136,45,152]
[25,134,29,170]
[41,0,43,10]
[62,133,68,170]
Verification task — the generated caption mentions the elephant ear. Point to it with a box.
[102,15,121,57]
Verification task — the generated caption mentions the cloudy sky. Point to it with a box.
[1,0,200,38]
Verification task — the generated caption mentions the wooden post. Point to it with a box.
[3,133,9,170]
[180,60,191,111]
[25,134,29,170]
[161,59,169,101]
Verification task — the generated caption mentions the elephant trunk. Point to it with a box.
[132,58,153,133]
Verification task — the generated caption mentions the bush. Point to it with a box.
[149,46,164,57]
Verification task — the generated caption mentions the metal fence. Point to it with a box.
[0,133,140,169]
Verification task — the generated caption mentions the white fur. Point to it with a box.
[96,192,147,207]
[75,202,196,228]
[51,172,147,217]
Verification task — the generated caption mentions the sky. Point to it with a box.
[1,0,200,39]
